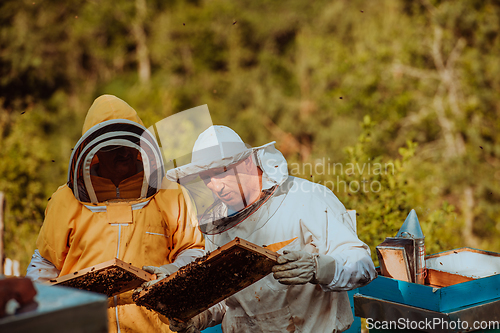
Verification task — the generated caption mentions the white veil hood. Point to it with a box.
[166,125,289,189]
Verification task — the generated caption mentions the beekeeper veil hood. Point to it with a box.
[166,124,288,234]
[67,95,164,203]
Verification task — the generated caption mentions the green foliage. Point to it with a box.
[0,0,499,274]
[307,116,462,264]
[0,105,52,270]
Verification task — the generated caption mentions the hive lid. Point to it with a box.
[0,283,108,332]
[426,247,500,279]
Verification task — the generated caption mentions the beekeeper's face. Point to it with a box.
[96,146,139,183]
[199,156,262,211]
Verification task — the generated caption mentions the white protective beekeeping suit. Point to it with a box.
[167,125,377,333]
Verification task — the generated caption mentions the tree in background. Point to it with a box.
[0,0,499,273]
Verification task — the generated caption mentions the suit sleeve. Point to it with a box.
[36,185,78,271]
[299,187,376,291]
[158,186,205,264]
[320,210,377,291]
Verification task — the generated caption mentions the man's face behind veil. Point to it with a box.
[198,157,261,211]
[96,146,139,183]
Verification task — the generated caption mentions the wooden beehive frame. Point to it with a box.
[46,258,153,297]
[133,237,279,322]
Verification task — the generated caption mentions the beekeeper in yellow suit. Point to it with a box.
[26,95,205,333]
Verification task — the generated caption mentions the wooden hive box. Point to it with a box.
[47,258,153,297]
[133,237,279,322]
[357,247,500,313]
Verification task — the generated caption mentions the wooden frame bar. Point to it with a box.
[47,258,153,297]
[425,269,474,288]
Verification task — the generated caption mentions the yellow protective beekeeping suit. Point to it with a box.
[36,95,204,333]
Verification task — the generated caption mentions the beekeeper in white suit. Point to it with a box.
[163,125,377,333]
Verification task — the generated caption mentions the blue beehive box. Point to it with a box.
[358,247,500,313]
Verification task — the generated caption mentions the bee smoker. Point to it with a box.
[396,209,426,284]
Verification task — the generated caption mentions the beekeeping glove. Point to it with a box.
[272,250,336,285]
[169,317,201,333]
[138,264,179,290]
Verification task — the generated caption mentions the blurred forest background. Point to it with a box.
[1,0,499,273]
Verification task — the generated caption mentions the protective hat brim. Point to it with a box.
[166,142,276,183]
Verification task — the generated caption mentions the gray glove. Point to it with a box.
[272,250,337,285]
[169,318,200,333]
[139,264,179,290]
